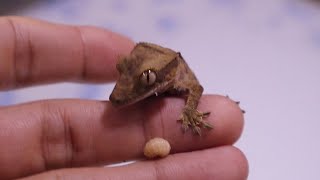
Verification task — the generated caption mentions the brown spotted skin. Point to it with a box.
[109,42,212,135]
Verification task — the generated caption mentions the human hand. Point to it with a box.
[0,16,248,180]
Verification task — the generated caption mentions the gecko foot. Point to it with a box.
[177,108,213,136]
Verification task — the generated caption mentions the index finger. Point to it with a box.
[0,95,244,179]
[0,16,134,90]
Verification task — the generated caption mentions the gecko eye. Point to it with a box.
[140,70,156,86]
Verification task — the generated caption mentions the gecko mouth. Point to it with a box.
[110,80,173,108]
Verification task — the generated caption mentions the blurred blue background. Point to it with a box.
[1,0,320,179]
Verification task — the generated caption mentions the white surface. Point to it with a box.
[0,0,320,179]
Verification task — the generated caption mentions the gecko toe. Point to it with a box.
[226,95,246,114]
[193,126,202,136]
[178,108,212,135]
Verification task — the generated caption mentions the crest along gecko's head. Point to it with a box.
[109,42,179,107]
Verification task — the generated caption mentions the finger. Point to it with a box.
[0,16,134,90]
[0,95,244,179]
[21,146,248,180]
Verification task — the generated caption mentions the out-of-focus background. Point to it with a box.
[0,0,320,179]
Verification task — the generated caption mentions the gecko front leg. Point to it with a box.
[177,84,213,135]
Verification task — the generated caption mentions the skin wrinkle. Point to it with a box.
[73,26,87,82]
[105,30,117,63]
[159,101,166,139]
[54,173,62,180]
[8,17,34,88]
[87,106,100,167]
[40,101,50,171]
[26,21,35,87]
[61,105,73,168]
[141,98,165,141]
[6,17,17,89]
[140,103,149,155]
[39,101,73,170]
[149,160,162,180]
[68,119,81,168]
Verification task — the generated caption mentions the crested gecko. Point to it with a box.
[109,42,212,135]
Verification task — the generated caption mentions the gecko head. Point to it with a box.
[109,42,179,107]
[109,69,172,107]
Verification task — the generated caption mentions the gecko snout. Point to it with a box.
[109,94,120,105]
[109,92,127,107]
